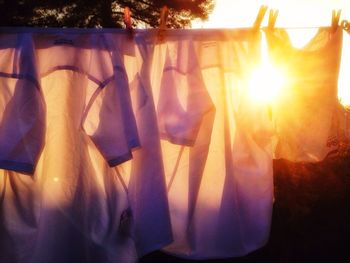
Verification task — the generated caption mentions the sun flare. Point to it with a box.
[247,33,287,104]
[193,0,350,106]
[248,63,286,103]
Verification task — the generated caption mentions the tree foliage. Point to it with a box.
[0,0,214,28]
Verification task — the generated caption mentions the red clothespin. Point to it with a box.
[253,5,268,30]
[268,9,279,30]
[158,5,169,42]
[332,9,342,32]
[124,7,134,39]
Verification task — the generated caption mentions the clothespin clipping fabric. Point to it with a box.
[158,5,169,42]
[253,5,268,30]
[268,9,279,29]
[341,20,350,34]
[124,7,134,39]
[332,9,341,32]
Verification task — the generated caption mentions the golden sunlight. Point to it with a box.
[248,63,286,103]
[338,32,350,105]
[193,0,350,105]
[247,34,286,103]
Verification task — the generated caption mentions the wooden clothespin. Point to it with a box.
[124,7,134,39]
[158,5,169,42]
[341,19,350,35]
[332,9,342,32]
[253,5,268,30]
[268,9,279,30]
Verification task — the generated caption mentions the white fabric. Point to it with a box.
[0,33,45,173]
[151,30,275,259]
[154,39,213,145]
[1,27,345,262]
[0,29,172,263]
[109,33,173,256]
[266,27,344,162]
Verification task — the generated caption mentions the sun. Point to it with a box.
[248,62,287,103]
[247,34,287,104]
[193,0,350,106]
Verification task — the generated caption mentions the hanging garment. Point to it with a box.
[329,28,350,156]
[106,32,173,256]
[153,38,213,145]
[266,27,344,162]
[0,33,45,174]
[0,28,172,263]
[0,33,44,263]
[151,29,275,259]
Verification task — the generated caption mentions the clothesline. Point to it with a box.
[0,21,348,263]
[121,5,350,34]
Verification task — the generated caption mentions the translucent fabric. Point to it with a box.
[266,27,345,162]
[109,33,173,256]
[0,29,172,263]
[151,30,275,259]
[152,38,213,145]
[0,33,44,173]
[1,26,345,263]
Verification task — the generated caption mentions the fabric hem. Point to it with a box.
[0,159,34,174]
[108,151,133,167]
[161,239,269,260]
[160,133,195,147]
[128,138,141,149]
[137,237,174,258]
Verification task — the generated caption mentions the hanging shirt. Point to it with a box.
[0,30,140,174]
[0,32,45,263]
[151,29,275,259]
[266,27,344,162]
[0,28,171,263]
[0,33,45,174]
[105,31,173,257]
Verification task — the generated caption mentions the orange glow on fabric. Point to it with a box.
[247,34,287,104]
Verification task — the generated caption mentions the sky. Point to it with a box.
[193,0,350,28]
[192,0,350,105]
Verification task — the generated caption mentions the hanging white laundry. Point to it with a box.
[3,25,345,262]
[104,32,173,257]
[0,33,45,174]
[151,29,275,259]
[154,38,213,145]
[266,27,344,162]
[0,32,45,263]
[0,28,172,263]
[0,169,40,263]
[323,28,350,157]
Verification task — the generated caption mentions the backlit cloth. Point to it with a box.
[151,30,275,259]
[2,26,345,262]
[0,29,172,263]
[266,27,345,162]
[110,32,173,256]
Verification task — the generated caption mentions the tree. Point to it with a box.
[0,0,214,28]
